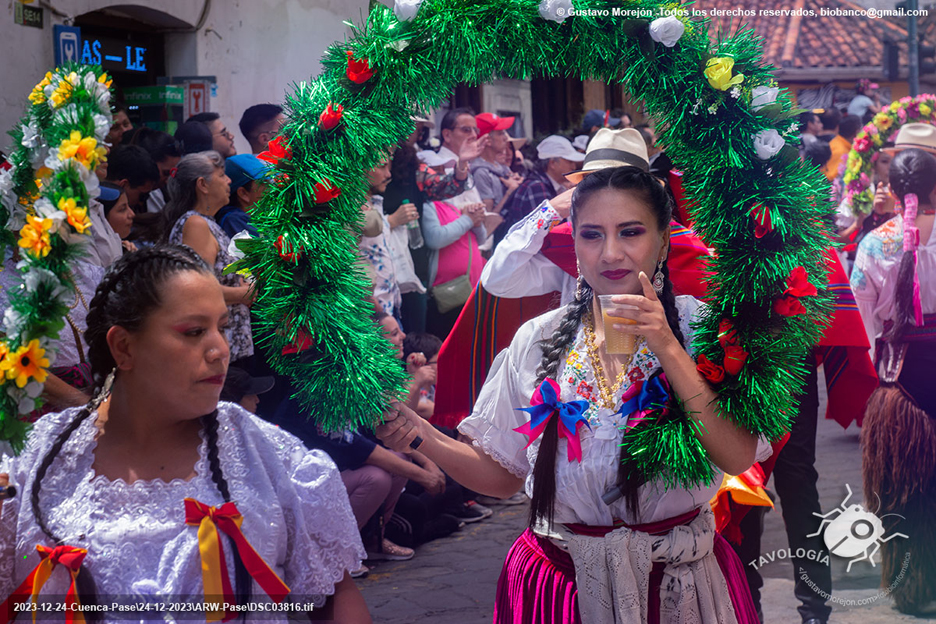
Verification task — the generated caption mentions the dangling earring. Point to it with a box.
[575,274,585,299]
[652,258,664,295]
[88,367,116,411]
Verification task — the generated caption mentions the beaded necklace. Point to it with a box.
[581,312,636,410]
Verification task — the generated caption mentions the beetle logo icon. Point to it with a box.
[807,484,908,573]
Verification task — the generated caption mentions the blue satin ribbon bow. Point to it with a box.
[616,373,670,430]
[514,378,591,462]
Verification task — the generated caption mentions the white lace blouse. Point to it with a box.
[459,296,771,527]
[0,402,364,620]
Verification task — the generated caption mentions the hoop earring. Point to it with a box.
[652,258,664,295]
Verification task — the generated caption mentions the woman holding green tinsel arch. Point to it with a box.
[379,165,765,623]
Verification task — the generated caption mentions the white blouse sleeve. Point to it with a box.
[246,415,364,597]
[458,309,564,478]
[480,200,570,299]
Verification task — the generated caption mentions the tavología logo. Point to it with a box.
[807,484,908,573]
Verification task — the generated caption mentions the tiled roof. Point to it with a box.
[690,0,909,72]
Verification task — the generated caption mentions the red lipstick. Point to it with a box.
[601,269,631,280]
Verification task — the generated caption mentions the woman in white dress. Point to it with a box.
[0,245,370,623]
[378,166,766,623]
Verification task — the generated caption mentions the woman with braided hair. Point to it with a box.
[0,245,370,623]
[377,166,767,623]
[851,148,936,615]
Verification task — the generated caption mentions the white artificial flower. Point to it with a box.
[3,307,25,337]
[24,380,44,398]
[429,137,440,148]
[0,167,16,211]
[751,86,780,111]
[7,204,29,231]
[44,149,65,173]
[23,267,70,305]
[77,161,101,198]
[649,16,685,47]
[33,197,67,233]
[753,128,785,160]
[393,0,423,22]
[95,82,112,115]
[93,113,111,142]
[228,230,254,261]
[21,120,40,149]
[538,0,573,23]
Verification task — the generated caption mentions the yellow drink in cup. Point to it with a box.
[597,295,638,355]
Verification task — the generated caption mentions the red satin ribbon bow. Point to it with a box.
[0,545,88,624]
[184,498,290,623]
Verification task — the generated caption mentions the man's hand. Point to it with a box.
[388,202,419,229]
[550,187,575,220]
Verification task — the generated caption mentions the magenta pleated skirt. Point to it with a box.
[493,512,759,624]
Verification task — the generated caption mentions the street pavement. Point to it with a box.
[357,368,935,623]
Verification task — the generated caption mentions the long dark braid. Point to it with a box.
[887,149,936,343]
[528,166,687,526]
[528,278,594,525]
[28,245,251,612]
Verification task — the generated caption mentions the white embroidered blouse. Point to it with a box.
[459,296,771,527]
[0,402,364,620]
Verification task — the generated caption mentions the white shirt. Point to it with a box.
[458,297,772,526]
[480,200,576,304]
[0,403,364,620]
[851,214,936,348]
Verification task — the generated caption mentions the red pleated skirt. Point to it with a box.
[493,509,759,624]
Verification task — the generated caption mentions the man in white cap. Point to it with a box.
[493,135,585,245]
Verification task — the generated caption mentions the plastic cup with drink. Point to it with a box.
[597,295,639,355]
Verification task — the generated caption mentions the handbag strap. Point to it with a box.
[464,230,473,279]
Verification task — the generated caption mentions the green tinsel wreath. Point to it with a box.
[237,0,833,487]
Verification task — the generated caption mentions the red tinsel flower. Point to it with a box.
[783,266,818,298]
[346,51,374,84]
[696,354,726,384]
[273,173,291,189]
[750,203,772,239]
[313,179,342,204]
[318,103,344,131]
[773,295,807,317]
[258,136,292,165]
[723,344,749,376]
[282,329,315,355]
[274,235,301,263]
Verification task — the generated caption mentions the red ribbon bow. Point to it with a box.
[312,179,342,204]
[274,235,301,263]
[774,266,817,317]
[258,136,292,165]
[184,499,290,623]
[318,102,344,131]
[749,203,772,238]
[345,51,374,84]
[0,545,88,624]
[718,318,749,376]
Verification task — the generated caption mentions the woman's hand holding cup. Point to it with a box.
[605,271,677,355]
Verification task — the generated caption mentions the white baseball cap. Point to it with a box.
[536,135,586,163]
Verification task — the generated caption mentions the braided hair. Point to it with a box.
[887,149,936,342]
[528,166,686,526]
[29,245,251,615]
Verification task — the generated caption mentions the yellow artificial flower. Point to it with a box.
[28,72,53,105]
[98,72,113,88]
[920,103,932,116]
[0,341,9,372]
[57,131,107,171]
[0,339,50,388]
[49,78,75,108]
[873,114,893,130]
[889,101,900,112]
[18,215,54,258]
[58,196,92,234]
[705,57,744,91]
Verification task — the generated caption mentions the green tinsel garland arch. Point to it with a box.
[240,0,834,488]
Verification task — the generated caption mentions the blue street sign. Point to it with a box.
[53,25,81,67]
